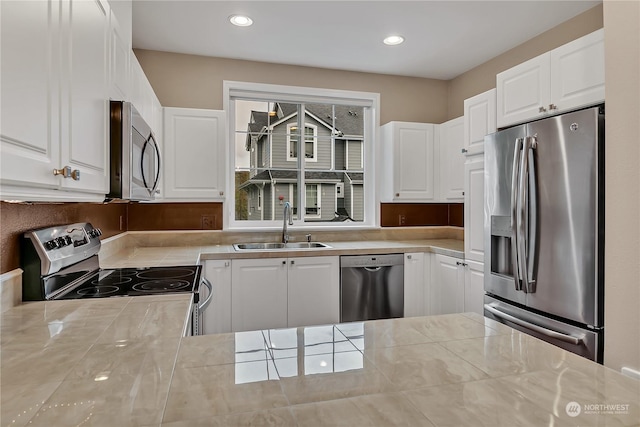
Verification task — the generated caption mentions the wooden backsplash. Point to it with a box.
[380,203,464,227]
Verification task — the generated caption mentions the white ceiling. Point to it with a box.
[132,0,600,80]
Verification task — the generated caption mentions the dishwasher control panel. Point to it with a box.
[340,254,404,268]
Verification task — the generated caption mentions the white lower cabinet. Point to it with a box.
[203,260,232,334]
[287,256,340,328]
[231,256,339,332]
[404,252,426,317]
[232,258,288,332]
[430,254,465,315]
[464,260,485,316]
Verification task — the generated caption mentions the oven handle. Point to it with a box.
[199,278,213,311]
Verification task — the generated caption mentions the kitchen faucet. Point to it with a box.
[282,201,294,244]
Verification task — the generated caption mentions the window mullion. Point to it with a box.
[297,103,305,223]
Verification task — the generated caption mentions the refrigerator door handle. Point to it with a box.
[511,138,524,291]
[525,136,538,293]
[485,305,585,345]
[517,136,536,293]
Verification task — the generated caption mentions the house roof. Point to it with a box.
[239,169,349,189]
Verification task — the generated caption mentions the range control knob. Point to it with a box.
[44,240,58,250]
[64,235,72,245]
[56,237,68,247]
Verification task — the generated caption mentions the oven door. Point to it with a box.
[130,109,161,201]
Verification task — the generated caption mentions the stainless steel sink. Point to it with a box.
[233,242,331,251]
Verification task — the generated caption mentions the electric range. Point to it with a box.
[21,223,210,335]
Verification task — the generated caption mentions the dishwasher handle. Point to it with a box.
[199,278,213,311]
[364,266,382,272]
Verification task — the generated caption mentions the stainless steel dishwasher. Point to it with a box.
[340,254,404,322]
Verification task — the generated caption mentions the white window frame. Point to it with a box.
[224,81,379,231]
[286,123,318,162]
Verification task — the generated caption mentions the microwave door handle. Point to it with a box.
[511,138,523,291]
[140,136,151,195]
[149,133,161,194]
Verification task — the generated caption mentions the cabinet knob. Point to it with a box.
[282,260,286,265]
[538,106,547,113]
[219,191,224,196]
[461,148,468,154]
[407,255,412,260]
[549,104,557,111]
[53,166,71,178]
[290,260,295,265]
[53,166,80,180]
[395,193,400,197]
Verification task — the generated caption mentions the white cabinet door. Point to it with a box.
[430,254,465,315]
[1,0,61,191]
[108,6,130,101]
[287,256,339,328]
[404,252,425,317]
[550,28,604,113]
[380,122,435,201]
[464,260,485,316]
[438,117,464,201]
[232,258,288,332]
[463,88,496,155]
[496,53,550,128]
[204,260,232,334]
[163,107,226,200]
[59,0,109,194]
[464,154,485,263]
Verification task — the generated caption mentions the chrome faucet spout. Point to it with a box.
[282,201,293,244]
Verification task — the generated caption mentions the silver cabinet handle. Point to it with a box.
[485,305,584,345]
[538,106,547,113]
[549,104,557,110]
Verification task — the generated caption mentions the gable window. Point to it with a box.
[225,81,379,229]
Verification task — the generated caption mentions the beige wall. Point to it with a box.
[603,0,640,373]
[134,50,449,125]
[447,4,603,120]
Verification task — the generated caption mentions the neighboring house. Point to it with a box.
[238,102,364,222]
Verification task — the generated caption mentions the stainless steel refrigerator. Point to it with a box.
[483,105,604,363]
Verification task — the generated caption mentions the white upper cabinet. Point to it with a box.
[549,28,605,113]
[463,88,496,155]
[497,52,551,128]
[60,0,109,194]
[108,2,131,101]
[380,122,436,202]
[1,0,61,193]
[464,154,485,263]
[497,29,604,128]
[163,107,226,200]
[1,0,109,200]
[438,116,464,202]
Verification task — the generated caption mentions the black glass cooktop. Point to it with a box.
[55,265,201,300]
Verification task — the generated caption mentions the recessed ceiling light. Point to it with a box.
[229,15,253,27]
[383,35,404,46]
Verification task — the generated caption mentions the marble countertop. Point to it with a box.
[100,238,465,268]
[2,298,638,426]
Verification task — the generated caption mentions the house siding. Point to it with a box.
[246,187,260,220]
[351,184,364,221]
[270,115,332,170]
[264,184,273,220]
[334,139,345,170]
[273,183,293,221]
[318,183,336,221]
[346,140,363,170]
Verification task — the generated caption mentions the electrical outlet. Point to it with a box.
[399,214,406,226]
[201,215,214,229]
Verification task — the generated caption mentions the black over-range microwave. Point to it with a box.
[108,101,161,201]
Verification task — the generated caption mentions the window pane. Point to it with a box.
[233,98,366,224]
